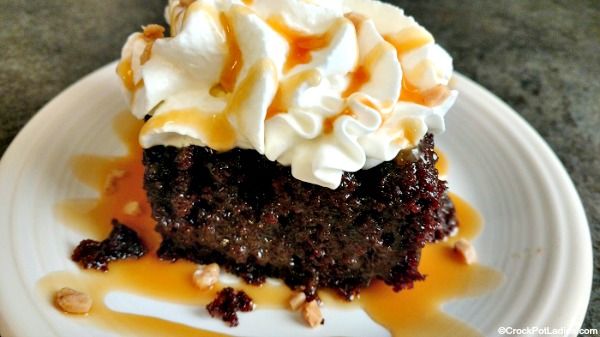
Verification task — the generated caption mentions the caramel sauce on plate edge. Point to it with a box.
[40,111,501,337]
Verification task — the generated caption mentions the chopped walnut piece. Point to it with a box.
[123,201,142,216]
[142,24,165,40]
[289,292,306,311]
[454,238,477,264]
[140,24,165,65]
[193,263,220,290]
[301,300,324,328]
[423,85,451,107]
[55,287,92,314]
[104,169,127,194]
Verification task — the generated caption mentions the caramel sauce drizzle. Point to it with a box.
[116,59,136,92]
[227,59,277,123]
[219,13,243,93]
[383,25,454,107]
[399,77,428,105]
[323,107,354,134]
[341,13,370,99]
[116,25,164,92]
[265,87,286,120]
[435,148,449,178]
[116,58,146,94]
[140,108,236,152]
[342,66,370,98]
[141,61,276,151]
[267,16,332,73]
[42,111,500,337]
[384,26,434,57]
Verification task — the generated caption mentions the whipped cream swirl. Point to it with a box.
[119,0,457,189]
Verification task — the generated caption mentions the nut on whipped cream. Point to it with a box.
[118,0,457,189]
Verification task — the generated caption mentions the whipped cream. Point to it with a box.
[118,0,457,189]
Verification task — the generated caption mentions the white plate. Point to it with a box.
[0,62,592,337]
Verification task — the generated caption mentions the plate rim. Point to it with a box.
[0,62,593,337]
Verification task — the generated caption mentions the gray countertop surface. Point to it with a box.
[1,0,598,335]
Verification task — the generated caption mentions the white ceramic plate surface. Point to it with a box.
[0,62,593,337]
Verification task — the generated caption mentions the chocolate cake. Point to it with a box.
[143,134,456,299]
[206,287,254,327]
[72,220,146,271]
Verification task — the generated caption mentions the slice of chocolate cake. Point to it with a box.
[143,134,455,299]
[119,0,461,301]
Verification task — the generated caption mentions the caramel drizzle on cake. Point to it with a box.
[116,59,137,92]
[117,25,164,93]
[140,108,237,152]
[384,26,434,56]
[342,66,370,98]
[383,26,453,107]
[322,107,354,134]
[140,60,278,152]
[267,16,335,73]
[132,7,451,150]
[218,13,243,93]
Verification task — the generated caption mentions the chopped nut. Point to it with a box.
[423,85,451,107]
[104,169,127,194]
[289,292,306,311]
[55,287,92,314]
[193,263,220,290]
[454,239,477,264]
[142,24,165,40]
[140,24,165,65]
[123,201,142,216]
[301,300,323,328]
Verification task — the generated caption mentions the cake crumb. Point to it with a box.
[454,238,477,264]
[206,287,254,327]
[289,292,306,311]
[72,220,146,271]
[55,287,92,314]
[123,201,142,216]
[301,300,324,328]
[193,263,220,290]
[104,169,127,194]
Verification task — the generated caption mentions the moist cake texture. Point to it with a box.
[144,134,456,299]
[72,220,146,271]
[206,287,254,327]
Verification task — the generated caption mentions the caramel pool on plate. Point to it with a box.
[40,111,501,337]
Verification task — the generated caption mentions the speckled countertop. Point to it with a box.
[1,0,598,335]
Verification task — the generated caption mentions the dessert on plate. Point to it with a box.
[118,0,458,300]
